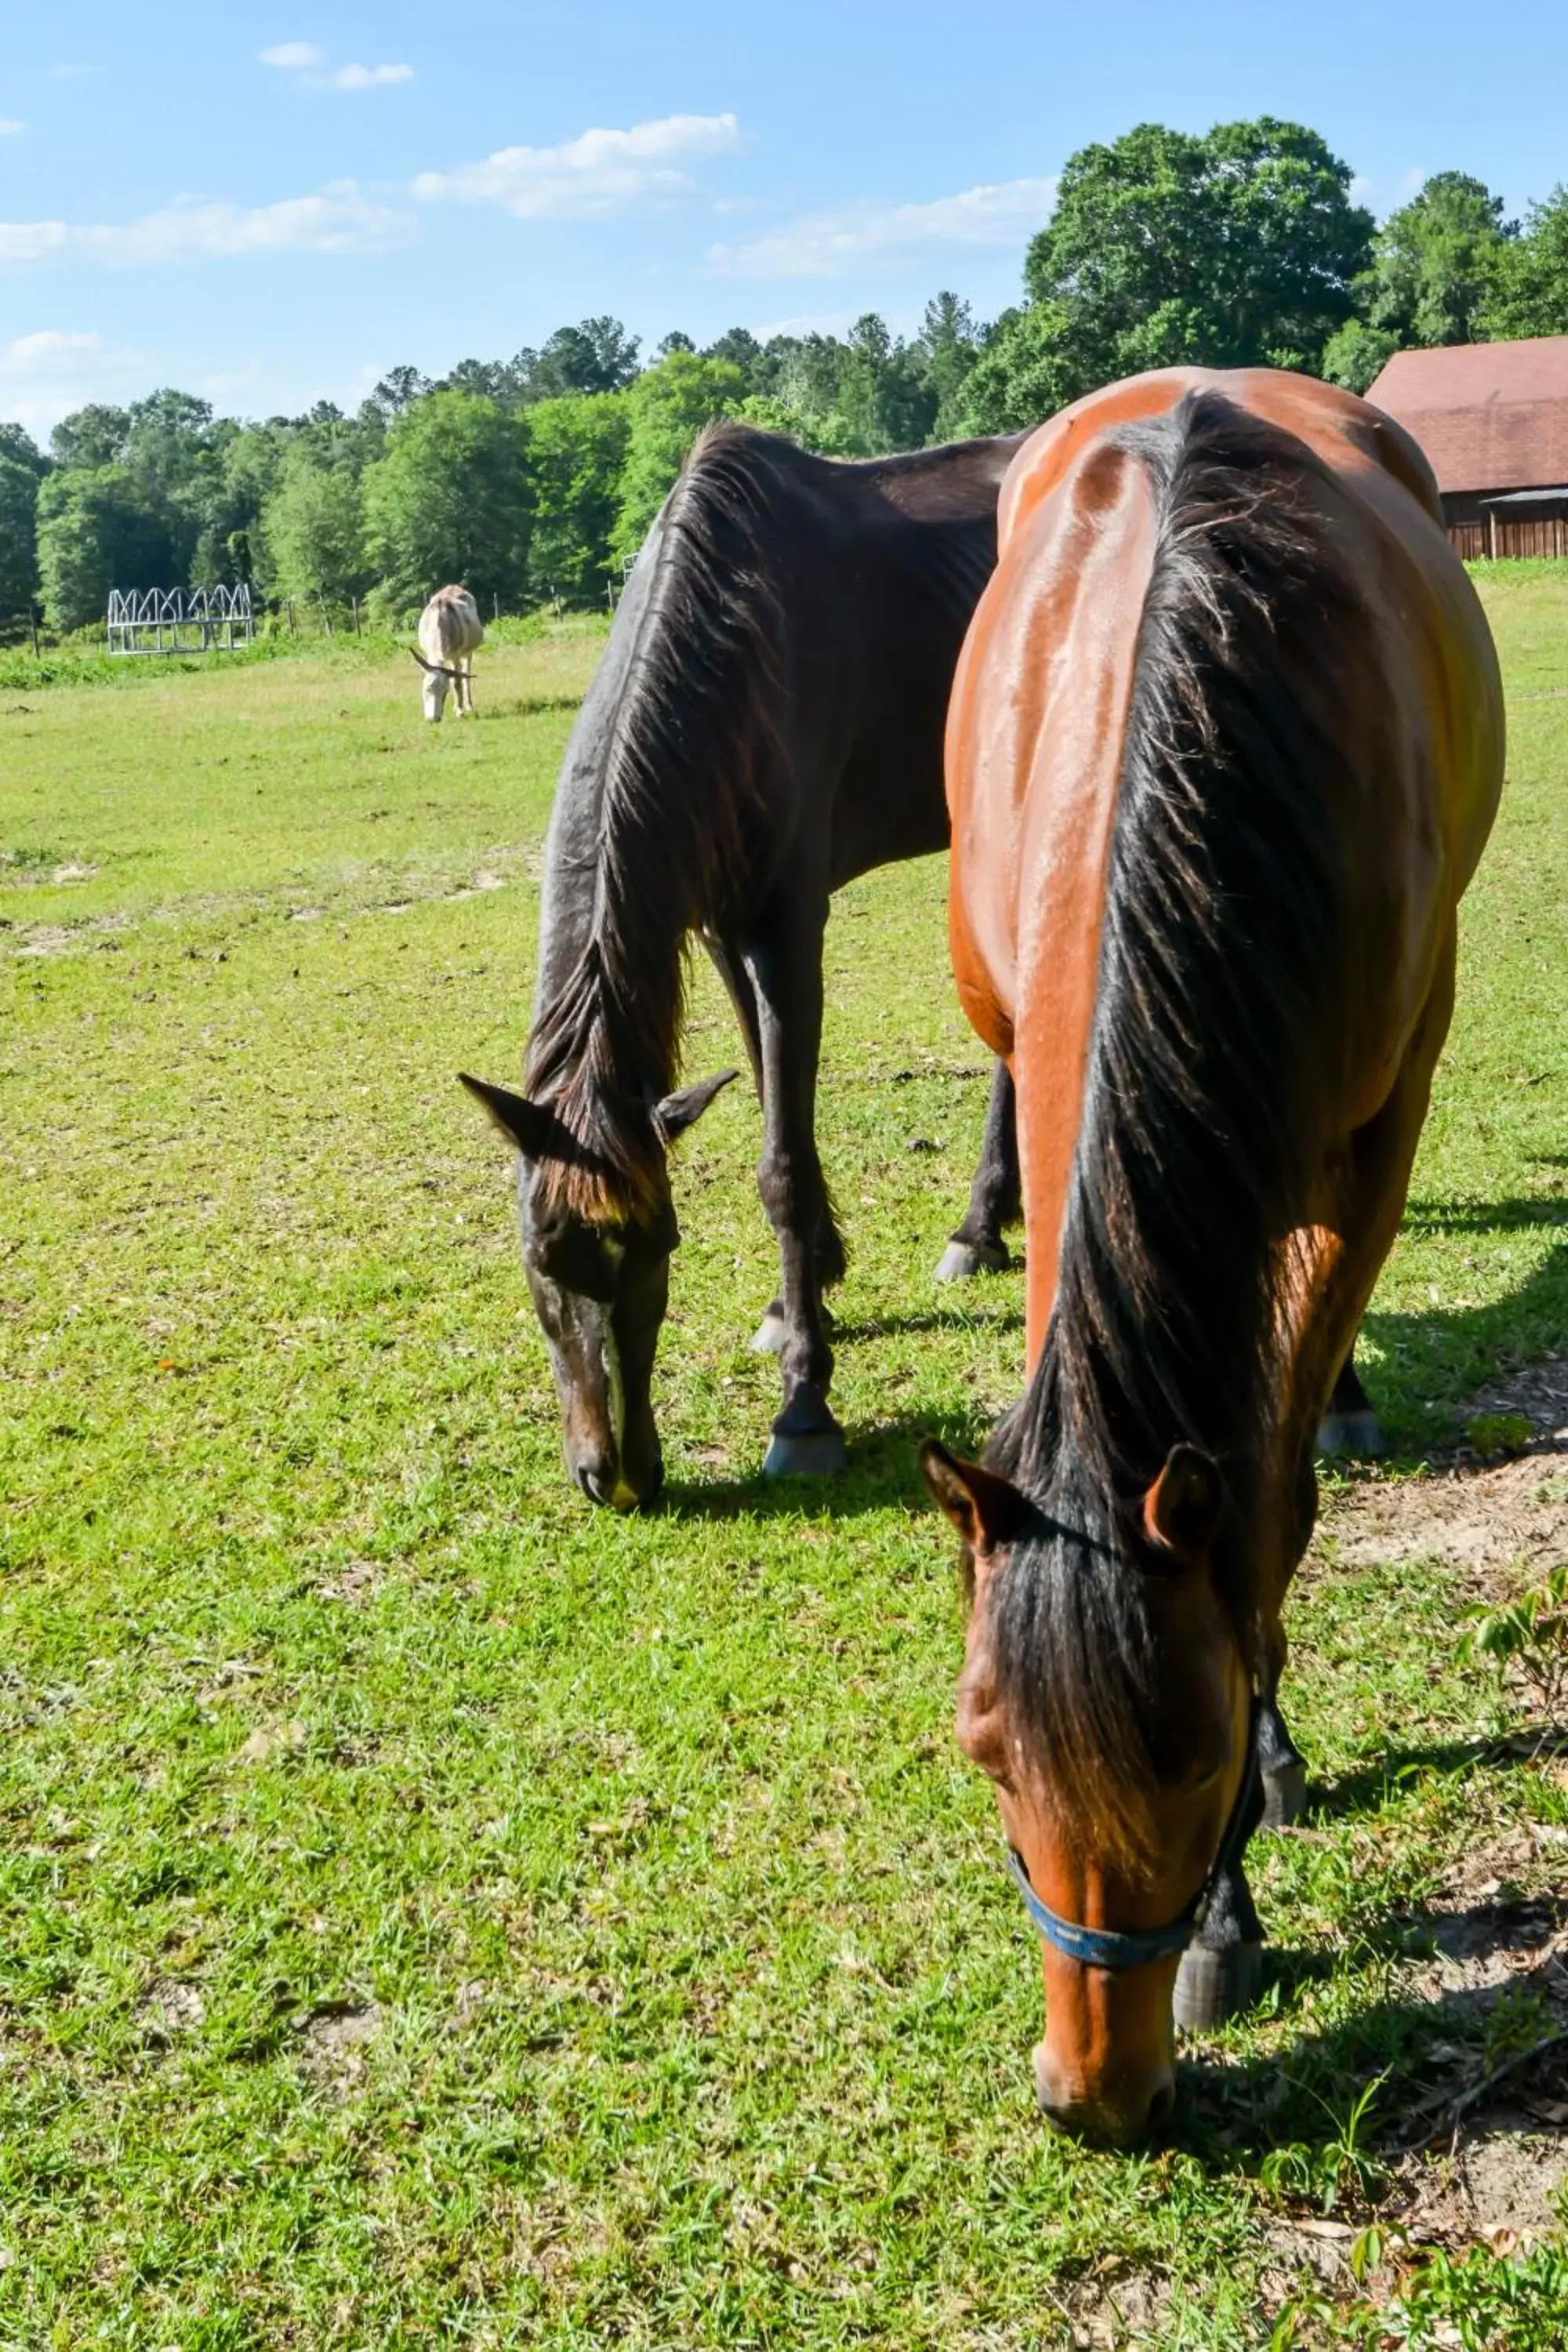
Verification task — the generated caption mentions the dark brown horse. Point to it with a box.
[924,369,1504,2145]
[462,423,1026,1504]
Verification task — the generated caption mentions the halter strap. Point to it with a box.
[1006,1697,1261,1972]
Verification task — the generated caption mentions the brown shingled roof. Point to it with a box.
[1366,336,1568,495]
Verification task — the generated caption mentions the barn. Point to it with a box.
[1366,335,1568,559]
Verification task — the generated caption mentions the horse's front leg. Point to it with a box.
[936,1059,1018,1281]
[744,910,847,1479]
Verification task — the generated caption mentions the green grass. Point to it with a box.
[1,584,1565,2348]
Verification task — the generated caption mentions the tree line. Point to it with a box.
[5,116,1568,637]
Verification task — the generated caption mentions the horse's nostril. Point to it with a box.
[576,1460,617,1505]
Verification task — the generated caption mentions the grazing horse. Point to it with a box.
[461,422,1027,1504]
[923,369,1504,2146]
[413,584,484,720]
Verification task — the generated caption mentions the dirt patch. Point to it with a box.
[138,1977,205,2050]
[1056,2265,1174,2348]
[298,1999,382,2086]
[1315,1356,1568,1588]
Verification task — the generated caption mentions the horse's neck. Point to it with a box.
[529,692,684,1106]
[534,724,609,1010]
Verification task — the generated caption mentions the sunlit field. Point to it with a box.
[2,582,1565,2347]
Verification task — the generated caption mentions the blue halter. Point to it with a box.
[1005,1699,1261,1972]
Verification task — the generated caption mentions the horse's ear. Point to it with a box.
[1142,1444,1225,1560]
[920,1440,1029,1555]
[655,1068,739,1142]
[458,1073,558,1160]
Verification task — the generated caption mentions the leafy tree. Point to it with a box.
[915,293,982,438]
[0,454,41,620]
[439,358,517,404]
[1319,320,1401,396]
[655,331,696,359]
[35,466,173,630]
[611,350,747,563]
[260,446,368,605]
[960,118,1371,430]
[1357,172,1513,349]
[362,390,531,608]
[0,422,47,476]
[50,404,129,471]
[523,393,631,607]
[514,318,641,403]
[703,327,764,388]
[756,318,935,456]
[1480,186,1568,339]
[369,365,432,418]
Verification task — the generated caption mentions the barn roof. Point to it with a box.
[1366,336,1568,495]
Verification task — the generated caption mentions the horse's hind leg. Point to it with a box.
[936,1060,1018,1282]
[1316,1348,1383,1458]
[744,908,847,1478]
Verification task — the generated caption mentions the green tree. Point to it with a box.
[0,454,41,621]
[1480,186,1568,339]
[703,327,764,389]
[611,350,747,563]
[1358,172,1513,349]
[362,390,531,608]
[49,404,129,471]
[1319,320,1401,396]
[960,118,1371,430]
[260,447,368,606]
[514,318,642,403]
[35,466,173,630]
[523,393,631,607]
[916,292,982,439]
[0,422,47,476]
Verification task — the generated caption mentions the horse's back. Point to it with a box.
[949,367,1503,1053]
[420,584,484,662]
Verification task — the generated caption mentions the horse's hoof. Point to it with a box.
[762,1427,848,1479]
[1260,1757,1308,1830]
[750,1312,788,1356]
[935,1238,1010,1283]
[1172,1940,1263,2032]
[1316,1408,1384,1459]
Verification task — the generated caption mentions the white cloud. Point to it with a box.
[332,62,414,89]
[0,184,409,268]
[0,119,24,136]
[260,43,413,89]
[710,176,1057,278]
[5,329,103,368]
[413,111,742,220]
[0,328,143,438]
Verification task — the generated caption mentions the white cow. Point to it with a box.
[412,584,485,720]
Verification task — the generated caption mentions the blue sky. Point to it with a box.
[2,0,1566,441]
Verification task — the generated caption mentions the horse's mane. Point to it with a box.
[524,423,788,1218]
[987,390,1364,1864]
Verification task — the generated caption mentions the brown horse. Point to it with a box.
[922,369,1504,2146]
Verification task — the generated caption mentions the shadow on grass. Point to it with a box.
[1308,1732,1568,1823]
[660,1406,992,1523]
[1176,1891,1568,2169]
[1356,1201,1568,1453]
[833,1302,1025,1346]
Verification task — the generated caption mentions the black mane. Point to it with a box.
[524,425,787,1218]
[524,421,1008,1221]
[987,390,1365,1860]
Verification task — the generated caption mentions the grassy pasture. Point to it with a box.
[1,583,1566,2348]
